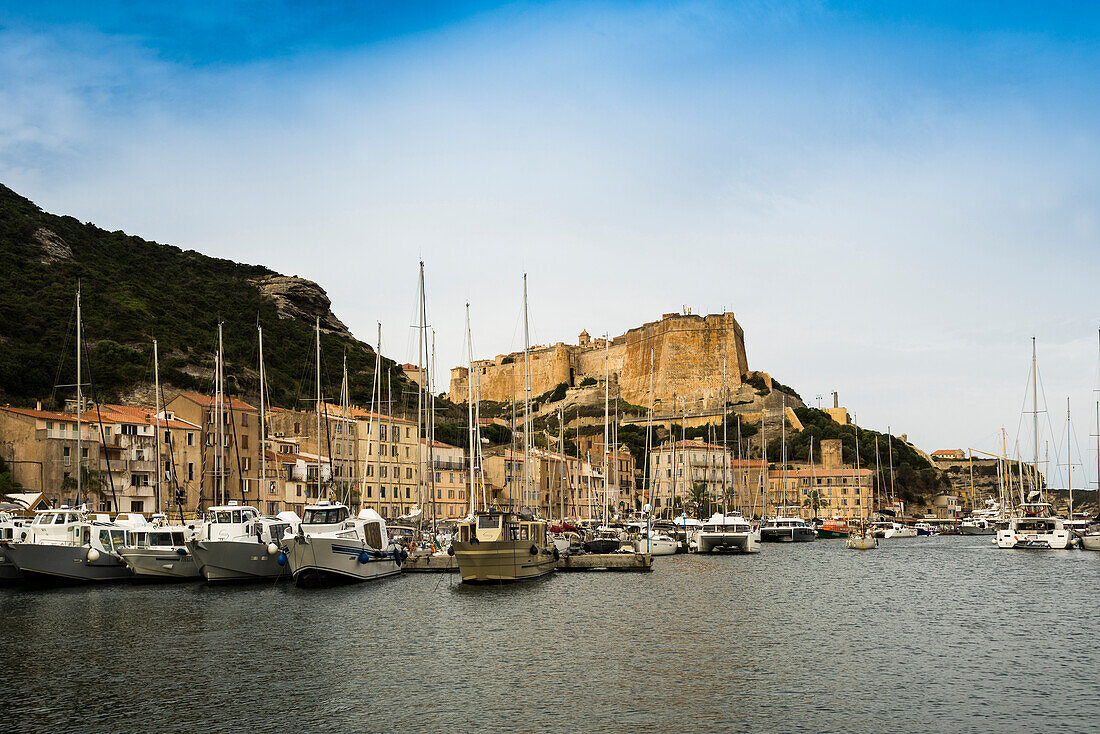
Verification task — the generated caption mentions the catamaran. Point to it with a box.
[760,509,816,542]
[996,501,1076,550]
[696,513,760,553]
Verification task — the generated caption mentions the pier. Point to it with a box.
[403,552,654,573]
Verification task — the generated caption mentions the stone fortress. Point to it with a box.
[448,311,750,413]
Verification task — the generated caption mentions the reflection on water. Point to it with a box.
[2,537,1098,732]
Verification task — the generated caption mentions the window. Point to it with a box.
[63,446,71,464]
[406,467,413,479]
[296,484,303,497]
[366,465,373,477]
[187,462,195,481]
[405,488,410,499]
[448,489,455,499]
[381,466,387,478]
[241,413,248,427]
[187,432,194,446]
[130,500,144,512]
[131,474,140,487]
[242,434,249,450]
[294,422,301,435]
[380,425,387,441]
[381,487,386,498]
[405,427,411,438]
[242,457,251,471]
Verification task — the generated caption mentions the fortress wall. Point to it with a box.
[448,313,749,410]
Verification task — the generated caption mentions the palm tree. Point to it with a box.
[803,488,824,521]
[688,481,708,517]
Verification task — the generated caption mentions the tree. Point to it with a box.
[61,465,109,506]
[688,481,708,517]
[803,488,824,521]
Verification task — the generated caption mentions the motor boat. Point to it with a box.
[816,517,850,539]
[960,499,1005,535]
[583,527,622,554]
[281,507,405,586]
[626,522,677,555]
[760,513,816,543]
[696,513,759,554]
[116,514,199,581]
[871,521,917,539]
[451,510,557,584]
[996,503,1076,550]
[5,507,131,584]
[0,512,28,581]
[186,502,299,581]
[914,522,938,536]
[669,515,703,551]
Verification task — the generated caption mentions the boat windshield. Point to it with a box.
[304,508,344,525]
[149,532,175,546]
[478,515,501,530]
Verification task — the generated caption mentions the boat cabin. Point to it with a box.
[127,529,187,549]
[458,511,548,546]
[302,501,350,527]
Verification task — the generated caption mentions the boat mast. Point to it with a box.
[430,330,437,528]
[1067,397,1072,517]
[886,426,894,507]
[722,357,728,516]
[342,352,350,506]
[76,288,82,508]
[736,416,743,514]
[853,416,861,521]
[522,274,531,514]
[416,261,425,524]
[603,332,609,524]
[154,338,162,515]
[645,349,655,514]
[466,304,476,514]
[217,322,225,506]
[1032,337,1040,498]
[780,393,787,513]
[315,316,322,502]
[874,436,882,514]
[258,324,267,511]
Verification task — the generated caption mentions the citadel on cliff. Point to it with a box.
[449,311,749,413]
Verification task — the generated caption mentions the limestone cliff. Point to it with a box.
[251,275,352,338]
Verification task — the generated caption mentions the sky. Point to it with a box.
[1,1,1098,489]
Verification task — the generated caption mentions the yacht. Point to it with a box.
[996,503,1076,550]
[626,522,678,555]
[959,499,1004,536]
[116,515,199,581]
[1081,526,1100,552]
[281,506,405,586]
[0,512,28,581]
[1063,512,1089,539]
[451,510,557,584]
[186,502,299,582]
[583,527,622,554]
[695,513,760,554]
[871,521,917,539]
[760,512,816,543]
[670,515,703,551]
[4,507,131,584]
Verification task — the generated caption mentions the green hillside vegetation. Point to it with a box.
[0,184,426,414]
[788,408,948,503]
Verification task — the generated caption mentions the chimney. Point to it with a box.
[36,400,42,411]
[833,391,839,409]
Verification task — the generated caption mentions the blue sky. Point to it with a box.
[1,1,1098,488]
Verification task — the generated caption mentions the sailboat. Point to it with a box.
[452,275,556,583]
[996,339,1076,550]
[760,395,814,542]
[1083,333,1100,551]
[6,290,132,584]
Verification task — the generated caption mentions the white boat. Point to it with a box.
[5,508,131,584]
[186,503,299,581]
[670,515,702,550]
[846,524,878,550]
[959,498,1004,535]
[996,503,1076,550]
[871,521,917,539]
[627,523,677,555]
[1082,532,1100,552]
[116,515,199,581]
[281,507,404,586]
[696,513,759,554]
[0,511,28,581]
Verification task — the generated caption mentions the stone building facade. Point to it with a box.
[449,311,748,413]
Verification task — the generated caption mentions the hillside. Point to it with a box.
[0,183,422,413]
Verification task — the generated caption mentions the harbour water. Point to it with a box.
[2,536,1098,732]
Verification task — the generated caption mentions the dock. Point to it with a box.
[403,551,654,573]
[555,552,652,572]
[404,554,458,573]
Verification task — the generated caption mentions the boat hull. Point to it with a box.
[883,527,918,539]
[816,529,848,540]
[1081,534,1100,551]
[187,539,288,582]
[4,543,131,584]
[452,540,556,583]
[119,548,200,581]
[583,539,620,554]
[996,529,1074,550]
[696,532,759,554]
[760,527,816,543]
[284,536,403,586]
[634,537,678,555]
[846,534,877,550]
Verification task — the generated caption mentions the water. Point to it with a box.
[2,537,1098,732]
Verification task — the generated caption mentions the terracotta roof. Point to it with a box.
[171,391,256,411]
[931,449,965,456]
[349,409,415,425]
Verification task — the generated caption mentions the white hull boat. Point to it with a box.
[696,514,759,554]
[282,508,404,586]
[996,504,1075,550]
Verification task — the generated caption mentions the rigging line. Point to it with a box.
[81,335,119,513]
[51,300,78,408]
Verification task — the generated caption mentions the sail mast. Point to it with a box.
[522,274,531,513]
[603,334,609,523]
[466,304,476,514]
[154,338,162,514]
[258,324,267,510]
[1067,397,1072,517]
[722,357,728,516]
[1032,337,1040,497]
[315,316,322,501]
[217,322,225,505]
[416,261,425,524]
[76,288,82,507]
